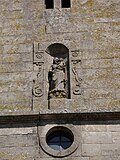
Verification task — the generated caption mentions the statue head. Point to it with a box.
[53,57,60,64]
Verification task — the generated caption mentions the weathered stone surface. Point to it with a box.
[0,134,38,147]
[101,144,120,156]
[82,125,107,132]
[0,147,39,160]
[108,125,120,132]
[0,0,120,159]
[1,0,119,113]
[0,124,37,135]
[82,132,113,144]
[82,144,101,156]
[90,156,120,160]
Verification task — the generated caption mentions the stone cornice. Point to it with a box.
[0,111,120,124]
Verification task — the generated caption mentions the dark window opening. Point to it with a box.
[62,0,71,8]
[45,0,54,9]
[46,128,74,151]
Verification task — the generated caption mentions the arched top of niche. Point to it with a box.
[46,43,69,59]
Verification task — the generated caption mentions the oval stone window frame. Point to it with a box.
[39,124,79,157]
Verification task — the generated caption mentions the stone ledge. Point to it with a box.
[0,111,120,124]
[0,111,39,124]
[39,112,120,123]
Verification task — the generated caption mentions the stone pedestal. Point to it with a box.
[49,98,72,111]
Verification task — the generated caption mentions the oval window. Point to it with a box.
[46,128,74,151]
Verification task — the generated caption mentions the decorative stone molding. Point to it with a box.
[34,51,44,62]
[71,50,80,57]
[38,124,79,158]
[33,43,44,97]
[72,67,83,95]
[71,50,83,95]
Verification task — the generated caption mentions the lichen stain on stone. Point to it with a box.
[98,50,114,59]
[71,0,93,13]
[93,28,106,41]
[0,152,9,159]
[37,26,46,35]
[11,154,29,160]
[0,105,29,111]
[93,4,117,18]
[8,45,19,54]
[108,100,120,109]
[14,23,22,32]
[80,0,93,7]
[4,154,29,160]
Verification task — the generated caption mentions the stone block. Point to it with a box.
[0,35,26,45]
[3,44,32,54]
[33,99,48,111]
[82,59,113,69]
[82,132,113,144]
[112,132,120,144]
[0,101,32,112]
[113,58,120,68]
[71,98,89,112]
[89,99,111,112]
[107,99,120,111]
[112,68,120,78]
[0,62,33,73]
[0,91,32,104]
[0,80,32,93]
[0,147,39,160]
[82,144,101,156]
[83,88,115,99]
[0,134,38,147]
[0,125,37,135]
[2,10,24,19]
[0,53,32,63]
[89,98,120,112]
[39,157,89,160]
[48,99,72,111]
[82,125,107,132]
[90,156,120,160]
[101,144,120,156]
[116,89,120,99]
[108,125,120,132]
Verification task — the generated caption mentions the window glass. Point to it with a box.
[62,0,71,8]
[46,130,73,151]
[45,0,54,9]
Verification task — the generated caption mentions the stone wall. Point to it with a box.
[0,116,120,160]
[0,123,39,160]
[0,0,120,160]
[0,0,119,113]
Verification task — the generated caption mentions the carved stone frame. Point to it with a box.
[38,124,79,157]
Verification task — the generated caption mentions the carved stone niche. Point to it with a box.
[45,43,71,100]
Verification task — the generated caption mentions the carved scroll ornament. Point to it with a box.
[33,42,44,98]
[72,67,82,95]
[33,62,44,97]
[71,49,82,95]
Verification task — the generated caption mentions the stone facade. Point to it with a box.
[0,113,120,160]
[0,0,120,159]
